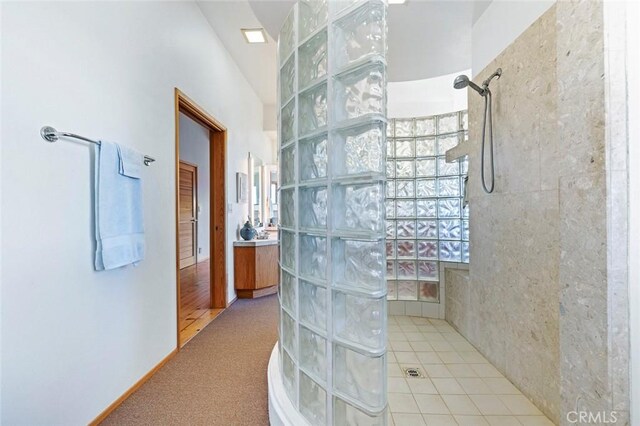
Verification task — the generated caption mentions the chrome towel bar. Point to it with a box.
[40,126,156,166]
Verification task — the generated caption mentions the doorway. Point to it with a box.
[175,88,227,348]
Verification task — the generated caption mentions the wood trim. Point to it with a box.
[175,88,227,345]
[89,349,177,426]
[175,88,227,132]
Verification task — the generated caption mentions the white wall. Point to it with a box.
[387,71,469,118]
[472,0,555,77]
[1,2,274,423]
[628,1,640,423]
[179,113,210,262]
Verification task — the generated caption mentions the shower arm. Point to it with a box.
[481,68,502,93]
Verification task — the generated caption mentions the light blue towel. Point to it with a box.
[95,141,145,270]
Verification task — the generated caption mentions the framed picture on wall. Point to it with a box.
[236,172,248,203]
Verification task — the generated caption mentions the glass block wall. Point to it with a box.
[385,112,469,303]
[277,1,388,424]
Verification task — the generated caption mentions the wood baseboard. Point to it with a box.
[89,348,178,425]
[236,286,277,299]
[227,296,238,307]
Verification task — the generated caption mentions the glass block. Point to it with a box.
[394,119,414,137]
[281,99,295,144]
[281,56,295,103]
[395,160,414,178]
[386,160,395,178]
[334,397,386,426]
[386,139,394,158]
[416,137,436,156]
[333,121,384,177]
[333,1,386,69]
[418,261,438,280]
[385,220,396,239]
[299,0,328,40]
[396,180,415,198]
[299,83,328,137]
[439,219,461,240]
[438,177,460,197]
[395,139,415,157]
[386,120,394,138]
[386,241,395,258]
[419,281,439,302]
[462,242,470,263]
[300,326,327,383]
[280,188,295,227]
[439,241,462,262]
[300,134,328,182]
[300,280,327,331]
[396,220,416,238]
[334,292,385,351]
[387,280,397,300]
[416,179,436,198]
[462,220,469,241]
[461,157,469,175]
[299,30,328,89]
[438,198,461,218]
[397,281,417,300]
[397,240,416,258]
[385,181,395,198]
[334,61,384,122]
[300,234,328,281]
[416,117,436,136]
[279,9,295,63]
[333,182,384,235]
[417,220,437,239]
[438,156,460,176]
[281,144,296,186]
[386,261,396,279]
[281,230,296,271]
[283,309,297,355]
[461,111,468,130]
[415,158,436,177]
[438,112,459,134]
[385,200,395,219]
[397,260,416,279]
[281,269,297,313]
[300,186,328,230]
[300,372,327,426]
[437,134,460,155]
[332,238,385,292]
[333,344,386,410]
[396,200,415,218]
[282,347,297,405]
[417,240,438,259]
[416,199,437,218]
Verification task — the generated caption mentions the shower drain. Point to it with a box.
[403,367,424,378]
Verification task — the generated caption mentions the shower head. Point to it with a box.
[453,74,486,96]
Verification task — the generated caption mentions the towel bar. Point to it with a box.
[40,126,156,166]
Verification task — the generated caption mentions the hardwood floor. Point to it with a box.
[179,259,223,347]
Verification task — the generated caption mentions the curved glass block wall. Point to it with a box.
[277,1,388,424]
[385,113,469,303]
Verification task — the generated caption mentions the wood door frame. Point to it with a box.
[178,160,198,269]
[175,88,227,349]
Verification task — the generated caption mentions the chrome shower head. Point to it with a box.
[453,74,485,96]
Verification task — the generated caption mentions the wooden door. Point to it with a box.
[179,161,197,269]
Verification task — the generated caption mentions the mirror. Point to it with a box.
[265,166,279,227]
[249,153,263,227]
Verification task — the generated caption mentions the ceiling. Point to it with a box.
[197,0,491,111]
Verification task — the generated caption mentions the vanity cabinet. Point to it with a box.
[233,240,279,298]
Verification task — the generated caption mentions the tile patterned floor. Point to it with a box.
[387,316,555,426]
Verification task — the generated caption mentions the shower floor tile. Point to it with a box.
[387,315,553,426]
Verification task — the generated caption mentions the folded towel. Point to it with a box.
[117,144,143,179]
[95,141,145,270]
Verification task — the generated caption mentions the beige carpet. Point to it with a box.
[103,295,278,426]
